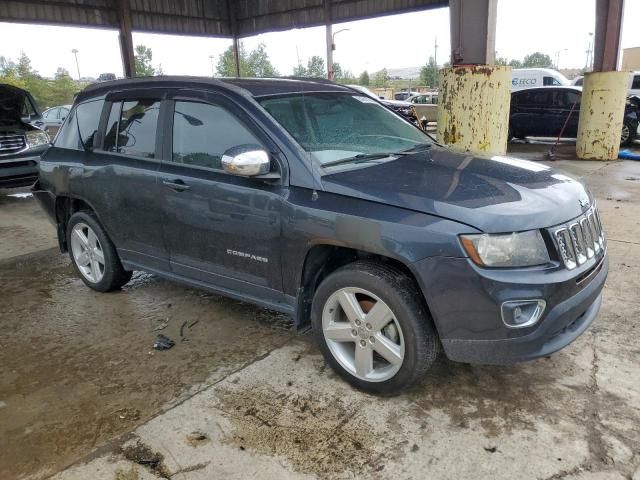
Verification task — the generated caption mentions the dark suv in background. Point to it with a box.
[0,84,49,188]
[34,77,608,393]
[509,86,639,145]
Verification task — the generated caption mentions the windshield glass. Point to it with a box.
[259,93,431,167]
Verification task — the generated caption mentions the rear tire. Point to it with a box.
[311,261,439,394]
[67,211,132,292]
[620,122,634,146]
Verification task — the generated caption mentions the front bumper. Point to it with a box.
[0,147,47,188]
[412,252,608,365]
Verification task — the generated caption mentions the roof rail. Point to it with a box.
[281,76,337,85]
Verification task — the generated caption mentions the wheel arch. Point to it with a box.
[295,244,432,330]
[54,195,102,252]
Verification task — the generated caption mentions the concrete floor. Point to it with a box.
[0,146,639,480]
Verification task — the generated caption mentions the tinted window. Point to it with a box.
[104,99,160,158]
[574,77,584,86]
[632,75,640,89]
[76,100,104,148]
[543,76,561,86]
[54,99,104,150]
[171,101,260,170]
[529,91,551,106]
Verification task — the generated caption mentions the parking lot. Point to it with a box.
[0,142,638,480]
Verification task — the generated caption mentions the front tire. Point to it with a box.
[311,261,439,394]
[67,211,132,292]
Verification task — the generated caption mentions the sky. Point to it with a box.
[0,0,639,79]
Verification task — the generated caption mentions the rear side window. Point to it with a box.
[632,75,640,89]
[171,101,260,170]
[104,99,160,158]
[54,99,104,150]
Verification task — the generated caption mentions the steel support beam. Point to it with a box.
[325,0,333,80]
[117,0,135,78]
[593,0,625,72]
[449,0,497,65]
[227,0,241,77]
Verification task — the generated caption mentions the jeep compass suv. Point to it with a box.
[34,77,608,393]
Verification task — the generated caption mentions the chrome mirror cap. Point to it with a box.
[221,145,270,177]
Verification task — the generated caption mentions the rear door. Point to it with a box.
[158,89,288,304]
[82,90,169,270]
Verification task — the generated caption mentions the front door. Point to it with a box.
[158,91,287,304]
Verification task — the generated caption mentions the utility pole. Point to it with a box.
[434,37,439,68]
[71,49,81,80]
[585,32,594,70]
[209,55,215,77]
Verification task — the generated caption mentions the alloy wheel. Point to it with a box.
[322,287,405,382]
[621,124,630,145]
[70,222,105,283]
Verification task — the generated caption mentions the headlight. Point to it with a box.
[460,230,550,267]
[26,130,49,148]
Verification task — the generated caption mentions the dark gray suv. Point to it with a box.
[34,77,608,393]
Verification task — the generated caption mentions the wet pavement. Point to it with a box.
[1,148,639,480]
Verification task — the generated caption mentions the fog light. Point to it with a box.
[501,300,546,328]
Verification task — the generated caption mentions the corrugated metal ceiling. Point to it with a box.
[0,0,447,37]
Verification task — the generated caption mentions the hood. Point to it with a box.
[321,147,592,233]
[0,84,40,130]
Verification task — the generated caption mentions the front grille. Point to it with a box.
[0,133,27,155]
[553,206,605,270]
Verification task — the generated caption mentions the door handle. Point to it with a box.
[162,179,191,191]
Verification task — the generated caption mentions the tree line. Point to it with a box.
[1,44,562,111]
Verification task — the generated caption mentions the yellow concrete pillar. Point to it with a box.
[576,71,629,160]
[437,65,511,156]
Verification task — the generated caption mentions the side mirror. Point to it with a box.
[221,145,270,177]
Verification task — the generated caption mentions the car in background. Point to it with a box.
[41,104,71,136]
[407,92,439,124]
[347,84,416,122]
[97,73,116,82]
[0,84,49,188]
[509,86,639,146]
[571,76,584,86]
[511,68,570,91]
[394,91,420,101]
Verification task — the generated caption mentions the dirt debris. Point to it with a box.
[121,440,170,478]
[215,385,394,476]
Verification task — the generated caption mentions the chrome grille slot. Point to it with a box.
[0,134,27,155]
[553,206,605,270]
[580,218,595,258]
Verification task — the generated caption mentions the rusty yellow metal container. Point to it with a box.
[576,71,629,160]
[437,65,511,155]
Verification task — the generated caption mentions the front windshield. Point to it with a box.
[259,92,431,167]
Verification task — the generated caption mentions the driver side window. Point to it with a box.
[170,101,260,171]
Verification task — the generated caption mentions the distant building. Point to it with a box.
[622,47,640,71]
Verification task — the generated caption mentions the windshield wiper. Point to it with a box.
[400,142,434,153]
[323,152,406,168]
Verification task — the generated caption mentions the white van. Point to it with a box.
[511,68,570,91]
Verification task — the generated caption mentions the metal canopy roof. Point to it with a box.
[0,0,448,38]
